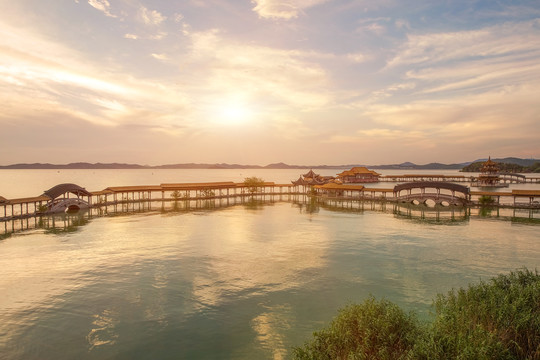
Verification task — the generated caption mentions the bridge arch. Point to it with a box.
[499,172,526,184]
[393,182,470,206]
[43,183,92,213]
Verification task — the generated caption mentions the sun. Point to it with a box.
[210,95,255,126]
[220,105,252,124]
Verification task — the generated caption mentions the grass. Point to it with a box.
[293,269,540,360]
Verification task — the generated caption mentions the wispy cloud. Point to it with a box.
[387,20,540,68]
[1,0,539,164]
[88,0,116,18]
[151,53,169,61]
[251,0,331,19]
[138,6,166,25]
[383,19,540,99]
[184,29,334,113]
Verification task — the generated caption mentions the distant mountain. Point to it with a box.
[481,157,539,167]
[0,162,148,169]
[369,162,466,170]
[1,158,537,170]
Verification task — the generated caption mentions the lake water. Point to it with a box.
[1,169,539,359]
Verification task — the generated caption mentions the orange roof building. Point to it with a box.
[291,169,335,186]
[337,167,380,183]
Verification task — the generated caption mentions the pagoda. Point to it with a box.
[336,167,380,183]
[292,169,335,186]
[477,157,500,186]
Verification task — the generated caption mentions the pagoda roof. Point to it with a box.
[337,167,380,176]
[303,169,319,178]
[292,176,308,185]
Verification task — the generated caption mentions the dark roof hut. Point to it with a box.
[42,183,92,199]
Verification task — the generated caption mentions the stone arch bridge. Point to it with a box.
[394,182,471,206]
[43,183,92,213]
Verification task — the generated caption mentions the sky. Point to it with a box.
[0,0,539,166]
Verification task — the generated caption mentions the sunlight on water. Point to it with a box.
[0,199,539,359]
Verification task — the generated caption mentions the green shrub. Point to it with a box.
[478,195,495,205]
[243,176,265,195]
[294,269,540,360]
[293,297,421,359]
[420,269,540,360]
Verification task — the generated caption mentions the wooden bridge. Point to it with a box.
[393,182,470,206]
[379,173,540,184]
[2,180,540,221]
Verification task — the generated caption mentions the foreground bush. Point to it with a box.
[293,297,420,359]
[422,268,540,359]
[293,269,540,360]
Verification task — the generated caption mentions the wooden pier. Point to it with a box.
[379,174,540,184]
[1,180,539,222]
[1,182,302,220]
[314,182,540,208]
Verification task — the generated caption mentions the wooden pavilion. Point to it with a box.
[292,169,334,186]
[477,157,501,186]
[337,167,380,183]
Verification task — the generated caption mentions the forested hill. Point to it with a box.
[461,161,540,173]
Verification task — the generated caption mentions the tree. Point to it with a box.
[243,176,265,195]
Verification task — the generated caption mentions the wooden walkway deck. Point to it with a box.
[2,181,540,221]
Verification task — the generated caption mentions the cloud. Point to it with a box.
[151,53,169,61]
[251,0,331,19]
[0,21,191,131]
[370,18,540,108]
[355,17,391,35]
[124,33,138,40]
[185,29,334,113]
[139,6,166,25]
[387,19,540,68]
[87,0,116,18]
[363,84,540,141]
[174,13,184,23]
[346,52,366,63]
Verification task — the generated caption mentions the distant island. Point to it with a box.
[461,159,540,173]
[0,157,538,170]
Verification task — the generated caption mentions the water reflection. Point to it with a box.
[2,197,540,239]
[86,309,119,351]
[251,304,293,360]
[1,197,539,359]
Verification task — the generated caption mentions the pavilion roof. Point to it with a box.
[42,183,92,199]
[6,195,51,205]
[315,183,365,191]
[470,191,512,196]
[394,181,470,194]
[362,188,395,192]
[90,190,115,196]
[337,167,380,176]
[292,176,310,185]
[303,169,319,178]
[512,190,540,197]
[0,196,7,203]
[105,185,163,192]
[161,182,237,190]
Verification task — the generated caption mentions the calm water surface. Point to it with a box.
[0,170,539,359]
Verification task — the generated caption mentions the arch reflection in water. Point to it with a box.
[2,196,540,239]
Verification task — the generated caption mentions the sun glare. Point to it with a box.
[209,95,255,126]
[220,105,252,124]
